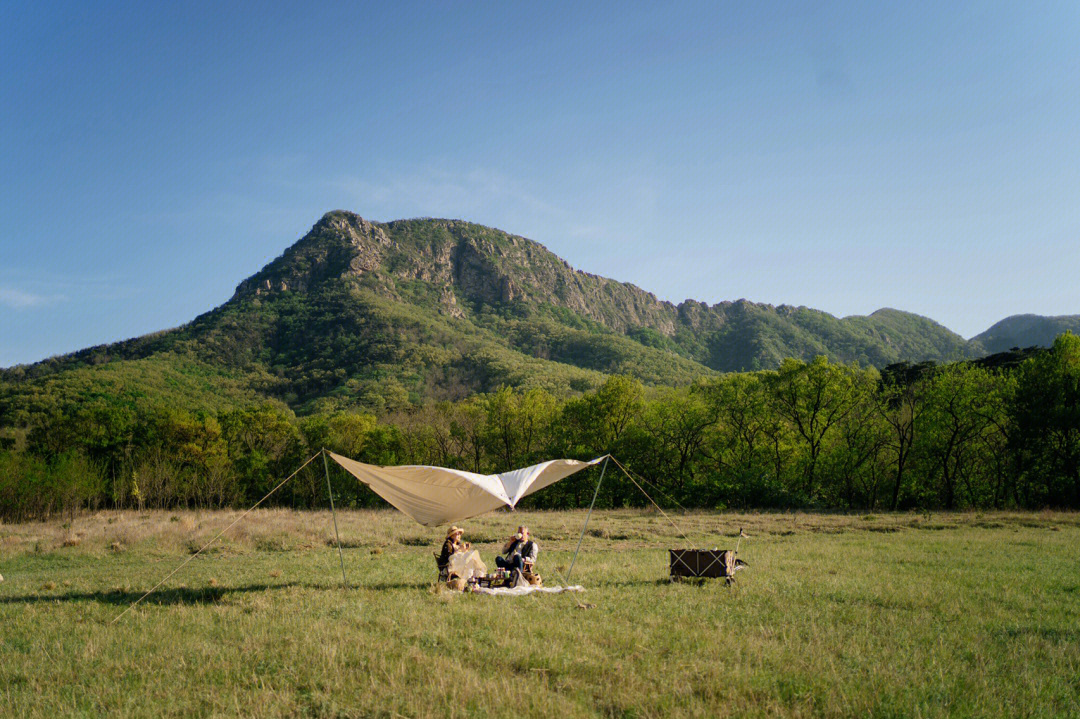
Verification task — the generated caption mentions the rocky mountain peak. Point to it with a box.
[219,212,983,374]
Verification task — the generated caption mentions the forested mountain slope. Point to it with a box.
[973,314,1080,354]
[0,211,1012,419]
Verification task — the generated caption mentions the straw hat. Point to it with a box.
[446,525,464,539]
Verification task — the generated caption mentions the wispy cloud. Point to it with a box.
[0,286,64,308]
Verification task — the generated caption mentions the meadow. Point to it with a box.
[2,508,1078,718]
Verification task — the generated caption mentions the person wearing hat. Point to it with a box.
[437,526,469,579]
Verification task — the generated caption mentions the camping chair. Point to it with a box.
[521,558,541,586]
[434,552,450,583]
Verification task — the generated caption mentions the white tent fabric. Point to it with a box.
[326,451,605,526]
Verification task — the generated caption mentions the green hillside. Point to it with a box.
[972,314,1080,354]
[1,211,991,422]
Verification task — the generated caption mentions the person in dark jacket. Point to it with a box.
[496,525,538,573]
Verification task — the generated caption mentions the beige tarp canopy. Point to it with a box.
[325,451,605,526]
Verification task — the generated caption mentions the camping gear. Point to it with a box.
[324,451,605,527]
[474,571,510,589]
[472,566,530,590]
[113,449,744,623]
[668,549,747,584]
[435,552,450,583]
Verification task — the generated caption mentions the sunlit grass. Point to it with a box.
[2,509,1078,718]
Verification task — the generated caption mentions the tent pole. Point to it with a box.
[566,455,609,583]
[323,449,348,588]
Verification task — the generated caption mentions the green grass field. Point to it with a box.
[2,509,1078,718]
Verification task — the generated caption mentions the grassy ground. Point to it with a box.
[1,508,1078,718]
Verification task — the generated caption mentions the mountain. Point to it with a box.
[0,211,1009,420]
[971,314,1080,354]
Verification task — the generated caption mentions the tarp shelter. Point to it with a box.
[112,451,614,622]
[325,451,605,526]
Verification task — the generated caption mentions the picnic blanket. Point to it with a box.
[469,583,585,597]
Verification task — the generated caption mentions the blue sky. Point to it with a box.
[2,1,1079,367]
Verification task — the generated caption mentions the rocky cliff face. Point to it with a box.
[234,213,394,298]
[233,211,688,331]
[224,210,974,371]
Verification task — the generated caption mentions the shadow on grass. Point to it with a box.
[1,577,440,607]
[587,577,674,589]
[363,580,432,591]
[0,582,324,607]
[587,576,740,589]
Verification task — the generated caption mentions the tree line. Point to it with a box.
[2,333,1078,522]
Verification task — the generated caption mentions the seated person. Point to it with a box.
[437,526,469,578]
[495,525,538,574]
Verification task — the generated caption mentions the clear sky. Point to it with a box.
[2,1,1079,367]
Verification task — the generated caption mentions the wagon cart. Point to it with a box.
[668,548,747,584]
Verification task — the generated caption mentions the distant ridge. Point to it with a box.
[971,314,1080,354]
[0,210,1069,416]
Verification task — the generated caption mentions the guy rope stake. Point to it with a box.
[323,449,348,588]
[566,455,609,583]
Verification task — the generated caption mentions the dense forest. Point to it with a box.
[3,333,1077,522]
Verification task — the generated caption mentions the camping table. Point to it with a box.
[475,573,514,589]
